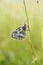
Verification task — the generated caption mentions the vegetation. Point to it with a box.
[0,0,42,65]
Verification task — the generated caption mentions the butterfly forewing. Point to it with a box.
[11,24,26,40]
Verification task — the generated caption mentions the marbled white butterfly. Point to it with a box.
[11,24,26,40]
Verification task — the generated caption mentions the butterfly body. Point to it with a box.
[11,24,26,40]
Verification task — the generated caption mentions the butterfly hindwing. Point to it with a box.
[11,24,26,40]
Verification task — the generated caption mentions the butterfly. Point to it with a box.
[11,24,26,40]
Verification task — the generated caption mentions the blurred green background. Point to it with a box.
[0,0,42,65]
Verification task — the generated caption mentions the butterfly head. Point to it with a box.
[22,24,26,31]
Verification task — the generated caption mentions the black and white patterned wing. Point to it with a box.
[11,24,26,40]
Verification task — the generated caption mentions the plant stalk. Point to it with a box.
[23,0,30,32]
